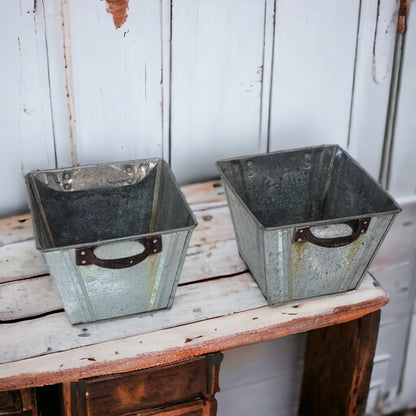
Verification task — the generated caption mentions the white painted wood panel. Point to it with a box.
[0,240,47,284]
[170,0,269,184]
[269,0,360,151]
[347,0,399,179]
[375,316,412,394]
[219,336,305,392]
[0,0,55,218]
[62,0,166,166]
[388,3,416,197]
[376,262,416,321]
[371,198,416,270]
[367,355,391,414]
[219,378,300,416]
[386,302,416,412]
[218,336,305,416]
[42,0,73,168]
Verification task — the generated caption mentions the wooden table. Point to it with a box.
[0,181,388,415]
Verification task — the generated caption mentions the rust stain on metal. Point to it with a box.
[336,235,363,292]
[290,239,306,283]
[106,0,129,29]
[345,235,362,268]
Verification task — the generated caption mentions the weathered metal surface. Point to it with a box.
[217,145,401,305]
[26,159,196,324]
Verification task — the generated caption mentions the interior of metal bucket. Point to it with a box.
[217,145,400,228]
[26,159,195,249]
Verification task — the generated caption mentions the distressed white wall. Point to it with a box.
[370,2,416,413]
[0,0,56,217]
[170,0,272,183]
[0,0,415,414]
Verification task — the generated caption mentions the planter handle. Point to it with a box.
[293,218,371,248]
[75,235,162,269]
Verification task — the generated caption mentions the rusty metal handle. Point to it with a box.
[293,218,371,248]
[75,235,162,269]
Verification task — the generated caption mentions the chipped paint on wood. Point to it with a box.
[106,0,129,29]
[0,274,387,390]
[60,0,77,166]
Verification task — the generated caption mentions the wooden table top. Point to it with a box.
[0,181,388,391]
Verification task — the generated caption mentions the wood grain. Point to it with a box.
[181,181,225,206]
[64,354,222,416]
[130,398,216,416]
[0,240,47,284]
[0,388,37,415]
[347,0,399,179]
[0,274,387,391]
[190,207,235,247]
[269,0,360,152]
[299,310,381,416]
[61,0,165,166]
[0,0,56,219]
[0,214,33,247]
[0,273,264,363]
[170,0,268,184]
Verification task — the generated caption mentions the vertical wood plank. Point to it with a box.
[161,0,172,163]
[269,0,361,151]
[299,311,381,416]
[259,0,276,153]
[43,0,74,168]
[58,0,165,166]
[0,0,56,217]
[387,3,416,197]
[347,0,399,180]
[170,0,269,184]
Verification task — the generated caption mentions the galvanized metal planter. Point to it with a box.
[26,159,197,324]
[217,145,401,305]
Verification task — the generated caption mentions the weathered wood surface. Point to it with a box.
[0,240,48,284]
[1,273,263,363]
[269,0,360,152]
[0,388,37,415]
[299,310,381,416]
[0,214,33,247]
[0,180,388,391]
[0,273,387,391]
[64,354,222,416]
[0,0,56,219]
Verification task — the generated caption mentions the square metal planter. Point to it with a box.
[26,159,196,324]
[217,145,401,305]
